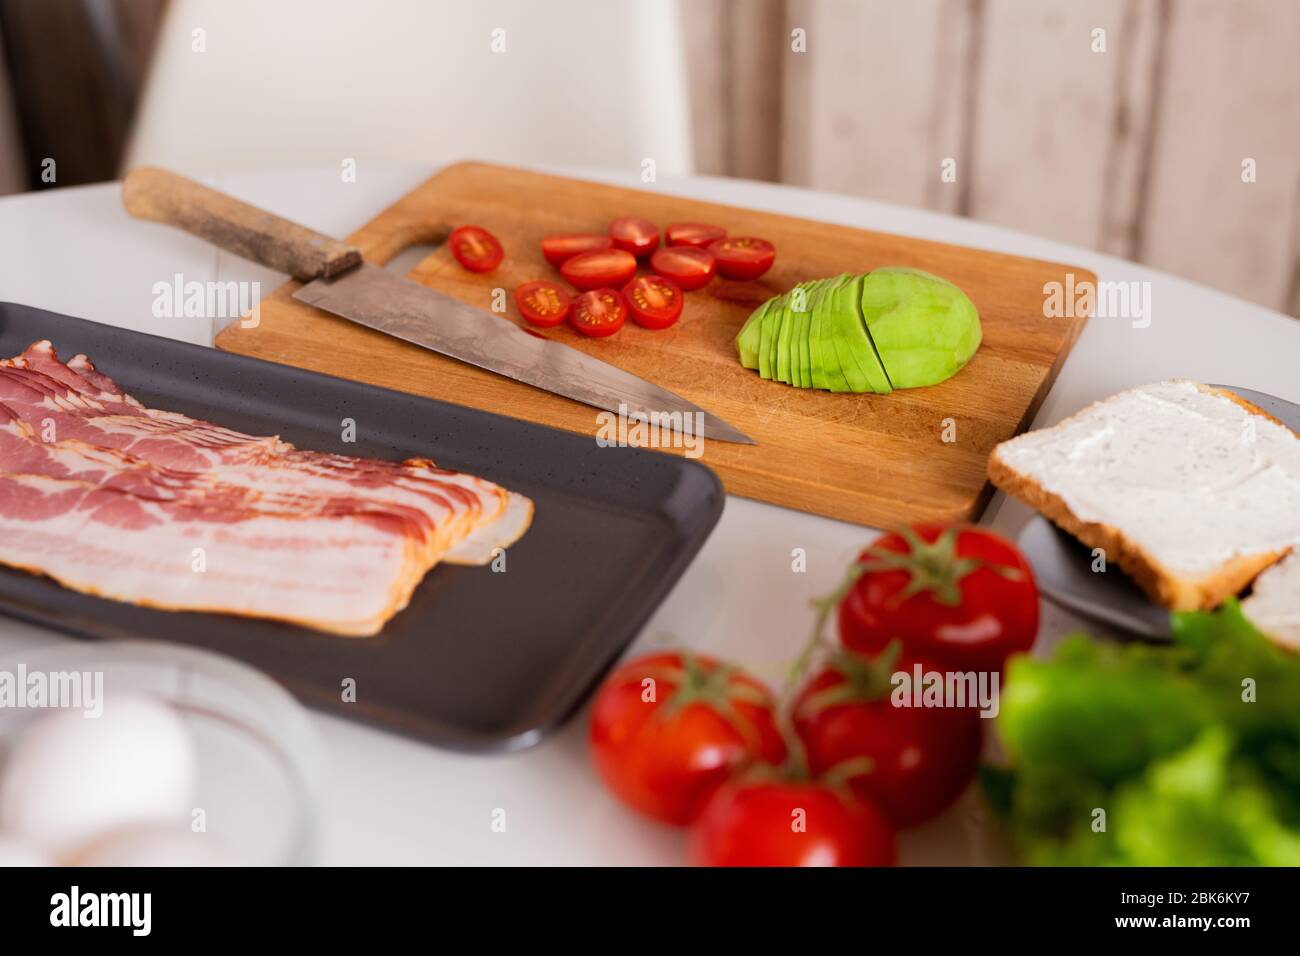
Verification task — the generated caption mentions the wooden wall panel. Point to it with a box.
[681,0,786,181]
[1095,0,1164,259]
[688,0,1300,318]
[967,0,1131,248]
[1137,0,1300,311]
[780,0,965,208]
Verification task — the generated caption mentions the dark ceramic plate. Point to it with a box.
[1017,385,1299,640]
[0,303,725,751]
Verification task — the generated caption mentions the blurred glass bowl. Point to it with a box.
[0,641,325,865]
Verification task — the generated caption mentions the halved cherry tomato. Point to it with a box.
[540,233,613,267]
[690,775,896,867]
[649,246,715,291]
[570,288,627,338]
[608,217,659,258]
[590,653,786,826]
[447,225,503,273]
[560,249,638,291]
[665,222,726,249]
[622,274,684,330]
[837,524,1039,674]
[514,280,571,328]
[707,236,775,280]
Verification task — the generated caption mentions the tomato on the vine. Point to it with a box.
[690,775,895,867]
[838,524,1039,673]
[589,653,786,826]
[792,648,982,828]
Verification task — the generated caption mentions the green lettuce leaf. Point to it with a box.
[988,602,1300,866]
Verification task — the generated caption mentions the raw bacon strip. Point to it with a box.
[0,473,425,636]
[1,343,530,564]
[0,413,449,546]
[0,342,535,634]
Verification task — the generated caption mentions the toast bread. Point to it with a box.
[989,383,1296,612]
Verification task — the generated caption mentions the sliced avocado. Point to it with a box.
[789,279,821,388]
[828,273,892,394]
[806,277,837,390]
[808,277,841,390]
[775,287,796,384]
[777,282,812,385]
[735,300,767,371]
[762,290,781,381]
[757,292,782,380]
[809,278,852,393]
[859,267,981,389]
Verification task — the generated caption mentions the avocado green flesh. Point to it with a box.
[738,303,764,369]
[776,280,816,385]
[807,278,849,392]
[735,300,766,370]
[859,267,981,389]
[759,299,780,385]
[770,300,785,383]
[764,290,785,382]
[796,284,815,387]
[757,294,777,380]
[826,274,891,394]
[734,265,979,393]
[794,279,827,388]
[776,289,797,384]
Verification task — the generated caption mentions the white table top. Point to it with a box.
[1,167,1295,865]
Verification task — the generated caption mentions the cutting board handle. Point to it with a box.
[122,166,362,281]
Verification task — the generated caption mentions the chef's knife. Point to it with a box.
[121,167,754,445]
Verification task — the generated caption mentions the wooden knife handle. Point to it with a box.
[122,166,362,281]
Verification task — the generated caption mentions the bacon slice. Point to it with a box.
[0,342,534,634]
[0,472,424,636]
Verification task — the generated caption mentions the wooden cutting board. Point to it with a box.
[216,162,1092,528]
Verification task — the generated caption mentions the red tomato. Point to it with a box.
[447,225,504,273]
[540,233,614,267]
[622,275,684,330]
[793,651,983,828]
[589,653,786,826]
[838,524,1039,674]
[649,246,716,291]
[570,288,627,338]
[608,217,659,258]
[691,777,895,867]
[707,237,775,280]
[513,280,571,328]
[560,249,638,291]
[665,222,726,249]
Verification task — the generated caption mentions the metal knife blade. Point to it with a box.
[293,263,755,445]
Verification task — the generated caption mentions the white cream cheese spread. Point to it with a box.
[1243,553,1300,649]
[996,381,1300,576]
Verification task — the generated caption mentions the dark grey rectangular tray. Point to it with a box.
[0,303,724,751]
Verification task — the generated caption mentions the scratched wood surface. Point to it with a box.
[215,161,1091,528]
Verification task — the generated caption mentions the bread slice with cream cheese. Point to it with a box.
[1242,553,1300,649]
[989,381,1300,612]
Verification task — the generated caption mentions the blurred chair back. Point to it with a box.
[124,0,694,176]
